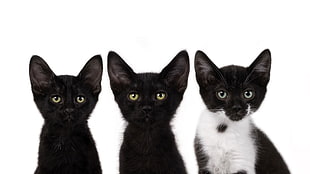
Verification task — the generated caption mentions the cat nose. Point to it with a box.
[232,105,242,112]
[142,106,152,113]
[64,108,74,115]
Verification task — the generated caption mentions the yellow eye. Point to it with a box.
[51,95,62,103]
[156,92,167,101]
[76,96,86,103]
[128,92,139,101]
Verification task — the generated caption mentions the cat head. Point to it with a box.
[108,51,189,127]
[195,49,271,121]
[29,55,103,125]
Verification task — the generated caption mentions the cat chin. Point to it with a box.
[228,115,245,122]
[209,105,254,122]
[126,113,159,124]
[127,117,153,125]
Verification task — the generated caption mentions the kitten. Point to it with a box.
[107,51,189,174]
[194,50,290,174]
[29,55,103,174]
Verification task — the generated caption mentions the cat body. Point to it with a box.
[194,50,290,174]
[30,56,103,174]
[108,51,189,174]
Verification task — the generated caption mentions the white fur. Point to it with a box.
[196,108,256,174]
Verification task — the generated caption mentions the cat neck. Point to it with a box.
[197,109,254,135]
[125,122,174,140]
[42,120,90,136]
[127,121,172,131]
[123,122,176,155]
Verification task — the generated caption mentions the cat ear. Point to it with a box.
[246,49,271,85]
[159,50,190,93]
[78,55,103,94]
[29,55,56,94]
[107,51,136,93]
[195,50,224,87]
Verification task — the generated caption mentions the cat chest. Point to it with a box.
[42,136,90,161]
[197,117,257,173]
[121,130,185,173]
[121,150,184,173]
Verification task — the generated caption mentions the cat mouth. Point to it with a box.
[228,115,244,121]
[226,112,247,121]
[143,114,151,122]
[133,114,153,123]
[63,115,75,122]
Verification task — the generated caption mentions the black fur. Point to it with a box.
[253,128,290,174]
[216,124,228,133]
[194,49,290,174]
[108,51,189,174]
[30,55,103,174]
[194,137,210,174]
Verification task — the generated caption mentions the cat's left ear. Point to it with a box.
[78,55,103,94]
[159,50,190,93]
[246,49,271,86]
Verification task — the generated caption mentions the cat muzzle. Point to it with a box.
[226,111,247,121]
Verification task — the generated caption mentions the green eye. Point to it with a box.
[216,90,228,100]
[156,92,167,101]
[128,92,139,101]
[76,96,86,103]
[51,95,62,103]
[243,90,255,99]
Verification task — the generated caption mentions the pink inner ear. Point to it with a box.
[252,63,269,73]
[30,63,54,87]
[78,56,103,93]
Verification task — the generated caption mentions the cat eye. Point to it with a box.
[51,95,62,103]
[128,92,139,101]
[76,95,86,103]
[243,90,255,99]
[155,91,167,101]
[216,90,228,100]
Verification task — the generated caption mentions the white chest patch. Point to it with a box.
[196,109,256,174]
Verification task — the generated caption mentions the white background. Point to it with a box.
[0,0,309,173]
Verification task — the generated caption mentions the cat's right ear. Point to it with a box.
[107,51,136,93]
[194,50,224,87]
[29,56,56,94]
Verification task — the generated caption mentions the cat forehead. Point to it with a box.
[134,73,166,89]
[53,75,82,91]
[57,75,77,85]
[220,65,249,87]
[137,73,158,80]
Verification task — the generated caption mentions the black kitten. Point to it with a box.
[30,55,103,174]
[108,51,189,174]
[194,50,290,174]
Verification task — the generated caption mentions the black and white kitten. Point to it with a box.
[194,50,290,174]
[30,56,103,174]
[108,51,189,174]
